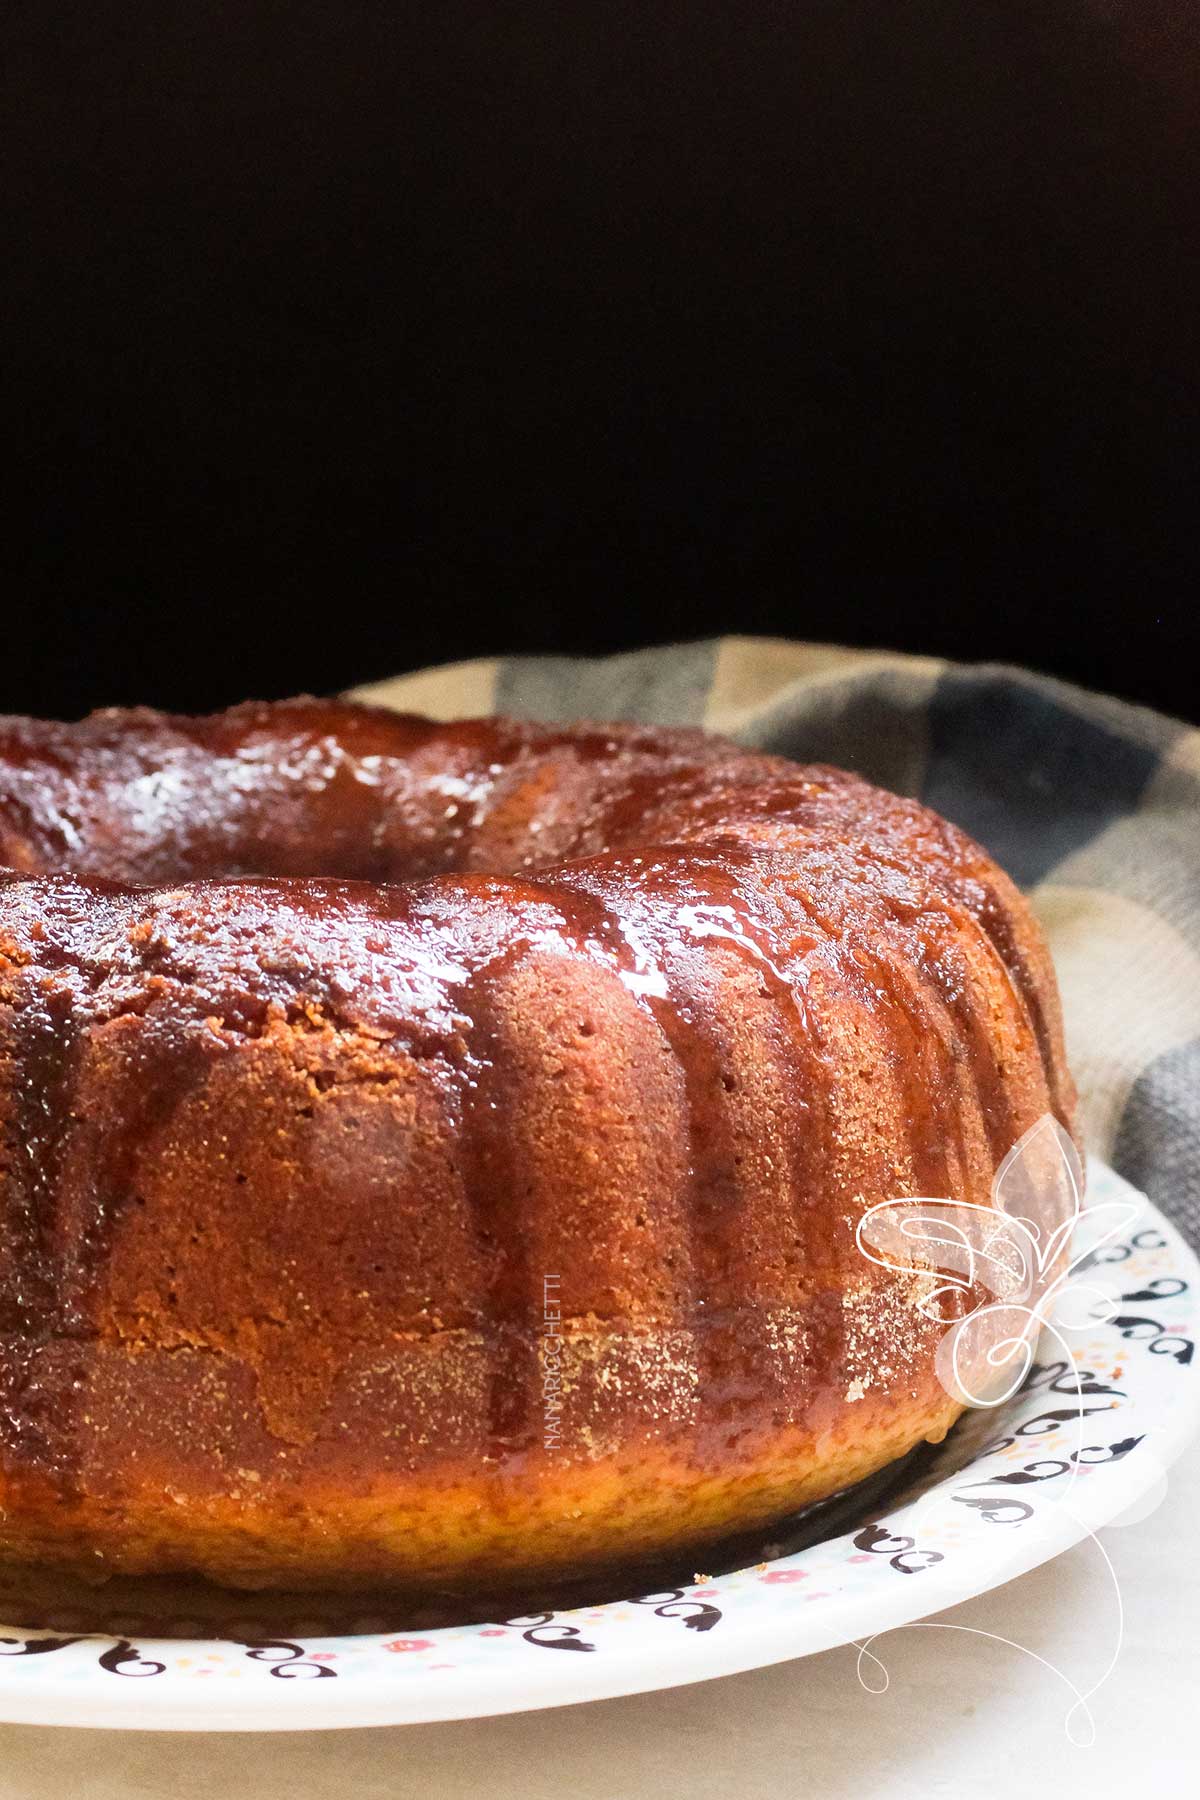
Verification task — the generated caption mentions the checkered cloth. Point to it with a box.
[349,638,1200,1249]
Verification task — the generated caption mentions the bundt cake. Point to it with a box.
[0,699,1077,1591]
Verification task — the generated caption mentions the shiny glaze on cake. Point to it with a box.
[0,700,1077,1589]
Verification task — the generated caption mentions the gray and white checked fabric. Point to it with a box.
[350,638,1200,1248]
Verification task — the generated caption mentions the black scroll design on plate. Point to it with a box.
[1023,1361,1128,1400]
[853,1522,944,1574]
[954,1402,1119,1518]
[961,1457,1072,1489]
[1107,1313,1194,1365]
[1120,1278,1188,1302]
[974,1365,1128,1457]
[949,1420,1071,1523]
[502,1613,596,1652]
[0,1636,83,1657]
[1072,1435,1145,1466]
[1074,1227,1169,1273]
[951,1492,1035,1524]
[629,1589,722,1632]
[1108,1273,1193,1363]
[236,1639,337,1679]
[950,1428,1148,1526]
[952,1465,1064,1522]
[97,1639,167,1678]
[0,1633,165,1676]
[1016,1404,1118,1438]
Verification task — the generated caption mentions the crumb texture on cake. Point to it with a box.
[0,700,1077,1589]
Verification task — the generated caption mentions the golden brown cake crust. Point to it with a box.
[0,699,1077,1589]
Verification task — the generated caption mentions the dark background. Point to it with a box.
[6,3,1199,722]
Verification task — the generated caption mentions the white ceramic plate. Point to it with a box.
[0,1158,1196,1731]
